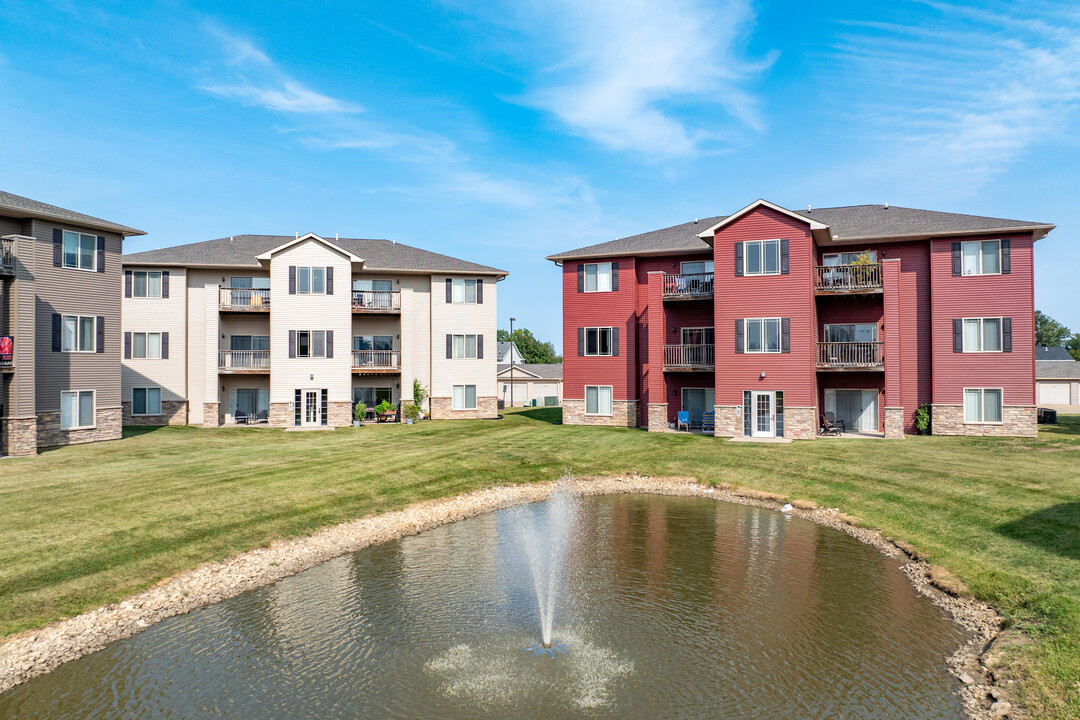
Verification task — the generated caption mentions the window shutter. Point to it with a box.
[326,330,333,358]
[611,262,619,290]
[52,314,62,352]
[53,229,62,267]
[476,278,483,304]
[612,327,619,355]
[735,319,744,353]
[577,264,585,292]
[781,318,790,353]
[288,330,296,358]
[951,242,962,276]
[97,237,105,273]
[326,267,333,294]
[288,266,296,295]
[446,278,453,303]
[161,331,169,359]
[446,334,452,359]
[578,328,584,356]
[1002,317,1012,352]
[734,243,744,276]
[161,271,169,298]
[1001,239,1011,274]
[124,270,132,298]
[780,239,789,274]
[477,334,484,359]
[953,319,963,352]
[124,332,132,359]
[96,316,105,353]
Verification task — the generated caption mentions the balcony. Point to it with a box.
[0,237,15,277]
[814,264,883,295]
[352,349,402,373]
[662,272,713,301]
[663,344,714,371]
[219,350,270,373]
[352,290,401,314]
[816,342,884,371]
[219,288,270,311]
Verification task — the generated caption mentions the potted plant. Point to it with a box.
[914,403,931,435]
[375,399,396,422]
[404,402,420,425]
[353,403,364,427]
[413,379,429,420]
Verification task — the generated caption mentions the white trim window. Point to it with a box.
[681,260,713,274]
[61,390,95,429]
[296,330,326,358]
[131,332,162,359]
[745,318,781,353]
[62,231,96,271]
[964,388,1003,423]
[132,270,162,298]
[296,267,328,295]
[453,384,477,410]
[961,240,1001,276]
[585,385,613,415]
[962,318,1003,352]
[584,262,613,292]
[62,315,96,352]
[584,327,613,356]
[452,334,478,359]
[744,240,781,276]
[132,387,162,416]
[452,277,477,303]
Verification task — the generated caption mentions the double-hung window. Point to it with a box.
[132,271,162,298]
[585,385,613,415]
[452,334,478,359]
[131,332,162,359]
[744,240,780,276]
[745,318,781,353]
[296,330,326,358]
[452,278,477,303]
[584,327,613,356]
[964,388,1003,423]
[962,318,1002,352]
[584,262,613,292]
[61,390,95,429]
[62,315,96,352]
[63,231,96,271]
[453,384,477,410]
[296,267,330,294]
[132,387,162,415]
[961,240,1001,275]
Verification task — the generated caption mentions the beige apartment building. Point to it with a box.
[121,232,506,428]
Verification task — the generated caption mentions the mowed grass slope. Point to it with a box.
[2,410,1079,717]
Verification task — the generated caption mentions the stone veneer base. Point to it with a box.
[884,406,905,439]
[269,402,292,428]
[429,396,498,420]
[36,407,122,450]
[713,404,816,440]
[202,402,220,428]
[122,401,189,427]
[562,399,639,427]
[329,402,353,428]
[931,404,1036,438]
[647,403,668,431]
[3,416,38,456]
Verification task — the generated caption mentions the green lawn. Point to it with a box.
[2,410,1079,717]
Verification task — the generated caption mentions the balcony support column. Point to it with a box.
[646,272,667,430]
[882,259,904,438]
[399,287,413,421]
[204,283,221,427]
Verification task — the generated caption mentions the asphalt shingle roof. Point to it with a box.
[0,189,145,236]
[124,234,506,274]
[1036,360,1080,380]
[1036,346,1075,361]
[498,363,563,379]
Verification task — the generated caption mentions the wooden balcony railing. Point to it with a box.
[352,349,401,370]
[218,349,270,370]
[219,288,270,311]
[0,237,15,273]
[662,272,714,299]
[814,264,883,293]
[816,341,883,368]
[352,290,401,312]
[663,344,715,369]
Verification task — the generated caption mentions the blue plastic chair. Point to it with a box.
[676,411,690,432]
[701,411,715,433]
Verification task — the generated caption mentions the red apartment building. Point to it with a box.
[547,200,1055,439]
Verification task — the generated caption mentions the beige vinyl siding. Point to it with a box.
[31,219,123,411]
[122,266,187,404]
[185,269,217,425]
[3,218,36,417]
[429,275,498,400]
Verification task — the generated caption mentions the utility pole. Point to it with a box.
[509,317,516,409]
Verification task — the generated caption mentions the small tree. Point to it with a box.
[914,403,931,435]
[1035,311,1071,348]
[849,250,877,286]
[413,378,429,415]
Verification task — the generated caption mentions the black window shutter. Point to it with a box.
[577,264,585,292]
[1001,239,1011,274]
[476,278,483,304]
[1002,317,1012,352]
[53,229,63,267]
[97,237,105,273]
[326,267,333,294]
[952,242,962,276]
[780,239,789,274]
[288,330,296,358]
[96,316,105,353]
[52,314,62,351]
[161,271,169,298]
[611,262,619,290]
[735,319,744,353]
[477,334,484,359]
[578,328,584,356]
[734,243,744,276]
[446,334,452,359]
[446,278,453,303]
[953,319,963,352]
[124,270,132,298]
[124,332,132,359]
[288,266,296,294]
[781,318,791,353]
[612,327,619,355]
[326,330,333,358]
[161,331,169,359]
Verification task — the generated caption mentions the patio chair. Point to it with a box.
[676,411,690,432]
[234,411,249,425]
[825,411,846,432]
[820,413,843,436]
[701,411,715,434]
[255,409,269,424]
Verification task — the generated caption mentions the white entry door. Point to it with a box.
[302,389,321,427]
[752,391,775,437]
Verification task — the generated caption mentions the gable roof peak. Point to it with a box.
[696,198,828,240]
[254,232,365,263]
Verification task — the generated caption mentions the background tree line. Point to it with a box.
[497,328,562,364]
[1036,311,1080,360]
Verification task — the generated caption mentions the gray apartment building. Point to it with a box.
[0,190,145,456]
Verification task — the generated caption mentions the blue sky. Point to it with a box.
[2,0,1078,352]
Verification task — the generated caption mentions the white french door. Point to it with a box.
[302,389,321,427]
[752,391,775,438]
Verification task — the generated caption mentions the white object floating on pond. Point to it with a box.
[781,504,793,513]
